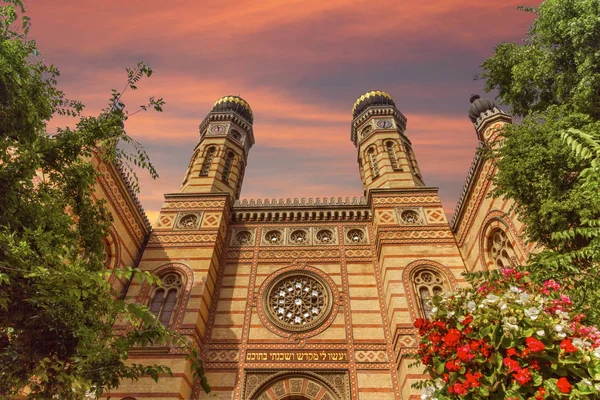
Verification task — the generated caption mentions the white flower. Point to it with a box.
[430,307,438,315]
[536,329,545,337]
[510,285,522,293]
[524,307,541,321]
[434,379,444,390]
[516,292,531,304]
[485,294,500,304]
[554,324,564,333]
[594,347,600,359]
[500,303,508,311]
[421,385,436,400]
[582,379,592,386]
[503,322,519,332]
[572,338,591,349]
[467,301,477,312]
[557,332,567,339]
[447,311,455,318]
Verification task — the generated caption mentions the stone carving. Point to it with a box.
[230,228,256,246]
[343,227,368,245]
[397,208,424,225]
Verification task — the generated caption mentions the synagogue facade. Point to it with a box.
[94,91,534,399]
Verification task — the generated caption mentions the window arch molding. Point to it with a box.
[135,262,194,330]
[366,145,379,178]
[200,145,218,176]
[478,211,527,271]
[402,260,457,320]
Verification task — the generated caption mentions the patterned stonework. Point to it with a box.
[354,349,389,363]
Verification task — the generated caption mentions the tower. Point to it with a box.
[351,91,424,194]
[180,95,255,198]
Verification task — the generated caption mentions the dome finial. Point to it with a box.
[352,90,396,118]
[468,94,497,123]
[469,94,481,104]
[212,95,253,123]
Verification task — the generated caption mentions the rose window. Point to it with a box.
[290,230,307,244]
[347,229,364,243]
[265,230,282,244]
[263,271,333,332]
[401,209,420,224]
[316,229,333,243]
[178,214,198,229]
[236,230,252,245]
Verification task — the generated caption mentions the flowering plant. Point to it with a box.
[414,267,600,399]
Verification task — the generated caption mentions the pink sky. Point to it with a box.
[26,0,539,224]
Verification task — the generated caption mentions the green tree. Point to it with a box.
[0,1,208,398]
[480,0,600,323]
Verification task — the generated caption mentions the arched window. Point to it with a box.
[149,272,183,327]
[235,161,245,198]
[414,269,448,319]
[386,141,400,171]
[367,147,379,178]
[222,150,235,183]
[488,229,517,269]
[404,142,422,179]
[200,146,216,176]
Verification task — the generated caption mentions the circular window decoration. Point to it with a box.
[316,229,334,243]
[236,230,252,245]
[290,229,307,244]
[177,214,198,229]
[257,266,339,338]
[265,230,282,244]
[400,209,421,224]
[347,229,364,243]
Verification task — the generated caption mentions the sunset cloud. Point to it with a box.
[27,0,539,220]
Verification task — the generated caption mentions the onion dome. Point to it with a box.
[212,95,253,123]
[468,94,497,122]
[352,90,395,118]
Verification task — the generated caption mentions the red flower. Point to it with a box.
[503,357,520,373]
[457,345,475,362]
[414,318,428,330]
[525,337,545,353]
[557,377,572,393]
[535,387,546,400]
[445,359,461,372]
[449,383,467,395]
[560,339,578,353]
[462,315,473,325]
[513,367,531,385]
[464,372,482,388]
[506,348,518,357]
[443,329,461,347]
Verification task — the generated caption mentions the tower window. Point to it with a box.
[149,272,183,327]
[230,129,242,141]
[413,269,447,319]
[404,142,422,180]
[386,141,401,171]
[200,146,216,176]
[222,150,235,183]
[367,147,379,178]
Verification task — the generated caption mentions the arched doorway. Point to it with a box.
[246,372,344,400]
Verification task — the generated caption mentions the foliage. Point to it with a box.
[479,0,600,325]
[481,0,600,120]
[0,1,209,398]
[414,267,600,400]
